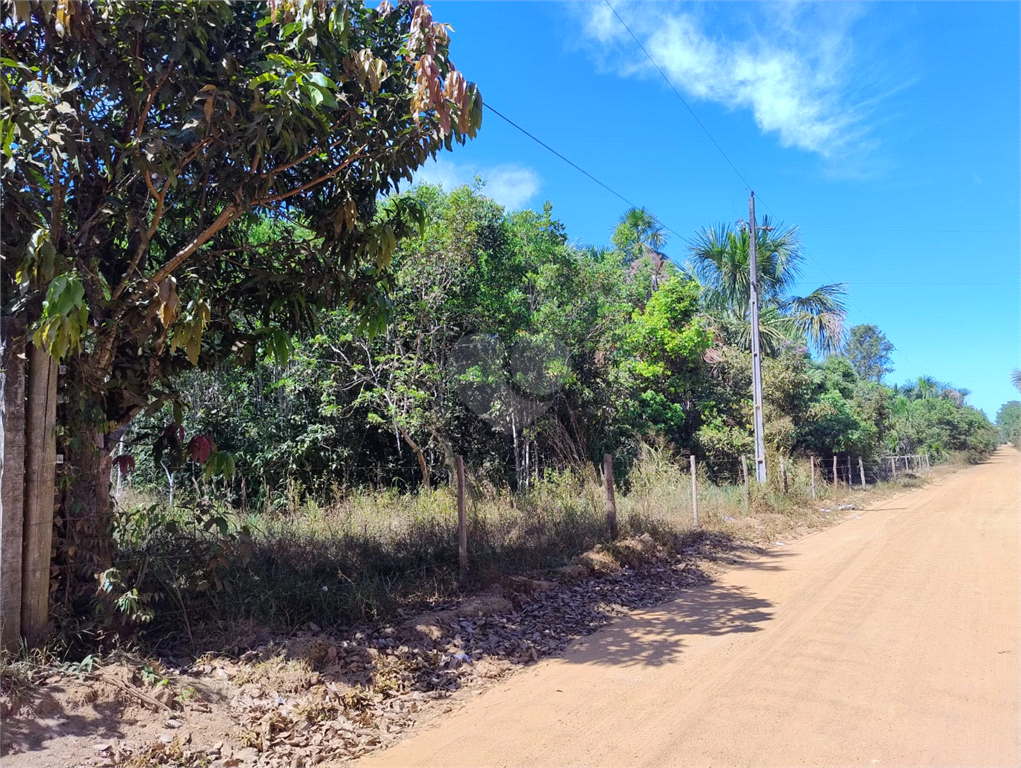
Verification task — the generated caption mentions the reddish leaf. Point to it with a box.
[112,454,135,474]
[188,434,214,464]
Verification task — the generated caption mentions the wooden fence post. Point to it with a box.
[891,456,897,480]
[925,454,930,470]
[846,456,852,489]
[832,455,838,489]
[690,454,698,528]
[1,316,26,653]
[604,453,618,540]
[780,454,788,494]
[858,457,866,489]
[809,455,816,500]
[741,455,750,508]
[456,455,467,581]
[21,343,57,648]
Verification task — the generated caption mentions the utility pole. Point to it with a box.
[748,191,767,484]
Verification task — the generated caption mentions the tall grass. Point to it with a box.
[112,446,904,645]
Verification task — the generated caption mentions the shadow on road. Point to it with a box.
[566,580,776,668]
[558,534,794,670]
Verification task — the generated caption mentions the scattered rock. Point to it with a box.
[505,576,558,595]
[611,534,663,567]
[554,564,588,583]
[574,546,620,575]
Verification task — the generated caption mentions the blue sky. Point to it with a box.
[413,1,1020,420]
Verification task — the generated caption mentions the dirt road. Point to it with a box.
[359,450,1020,768]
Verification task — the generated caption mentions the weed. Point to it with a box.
[139,664,169,689]
[61,653,98,680]
[175,685,198,704]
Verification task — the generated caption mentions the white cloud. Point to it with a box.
[573,2,883,162]
[414,159,541,210]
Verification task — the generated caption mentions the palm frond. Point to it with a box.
[781,283,848,316]
[687,219,806,315]
[701,305,804,357]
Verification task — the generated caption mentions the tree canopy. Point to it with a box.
[3,0,481,412]
[125,186,998,513]
[685,219,847,356]
[0,0,483,618]
[842,324,894,383]
[997,401,1021,447]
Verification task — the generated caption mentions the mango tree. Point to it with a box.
[0,0,481,642]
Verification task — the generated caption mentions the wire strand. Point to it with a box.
[482,101,684,242]
[601,1,927,378]
[603,0,755,195]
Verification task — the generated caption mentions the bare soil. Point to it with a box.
[359,448,1020,768]
[2,458,1003,768]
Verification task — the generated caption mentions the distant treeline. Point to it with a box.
[128,185,997,507]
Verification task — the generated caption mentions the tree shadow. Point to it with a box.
[0,685,128,758]
[564,580,776,669]
[678,529,797,573]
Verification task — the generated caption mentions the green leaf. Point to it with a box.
[248,71,278,89]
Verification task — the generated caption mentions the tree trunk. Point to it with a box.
[397,426,430,491]
[523,438,531,493]
[1,316,27,652]
[58,359,116,617]
[511,412,521,491]
[63,424,114,607]
[21,342,57,648]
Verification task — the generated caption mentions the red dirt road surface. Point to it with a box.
[359,449,1020,768]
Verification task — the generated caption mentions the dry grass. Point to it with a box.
[110,449,939,649]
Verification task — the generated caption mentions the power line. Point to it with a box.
[482,101,684,242]
[603,0,755,196]
[492,8,927,379]
[603,2,923,375]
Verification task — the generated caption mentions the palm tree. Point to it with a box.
[614,208,669,292]
[1012,368,1021,393]
[901,375,953,401]
[916,375,940,400]
[685,218,847,356]
[944,387,970,406]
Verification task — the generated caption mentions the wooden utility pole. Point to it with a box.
[748,192,767,484]
[689,455,698,528]
[455,455,467,581]
[604,453,618,540]
[21,344,57,647]
[809,455,816,500]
